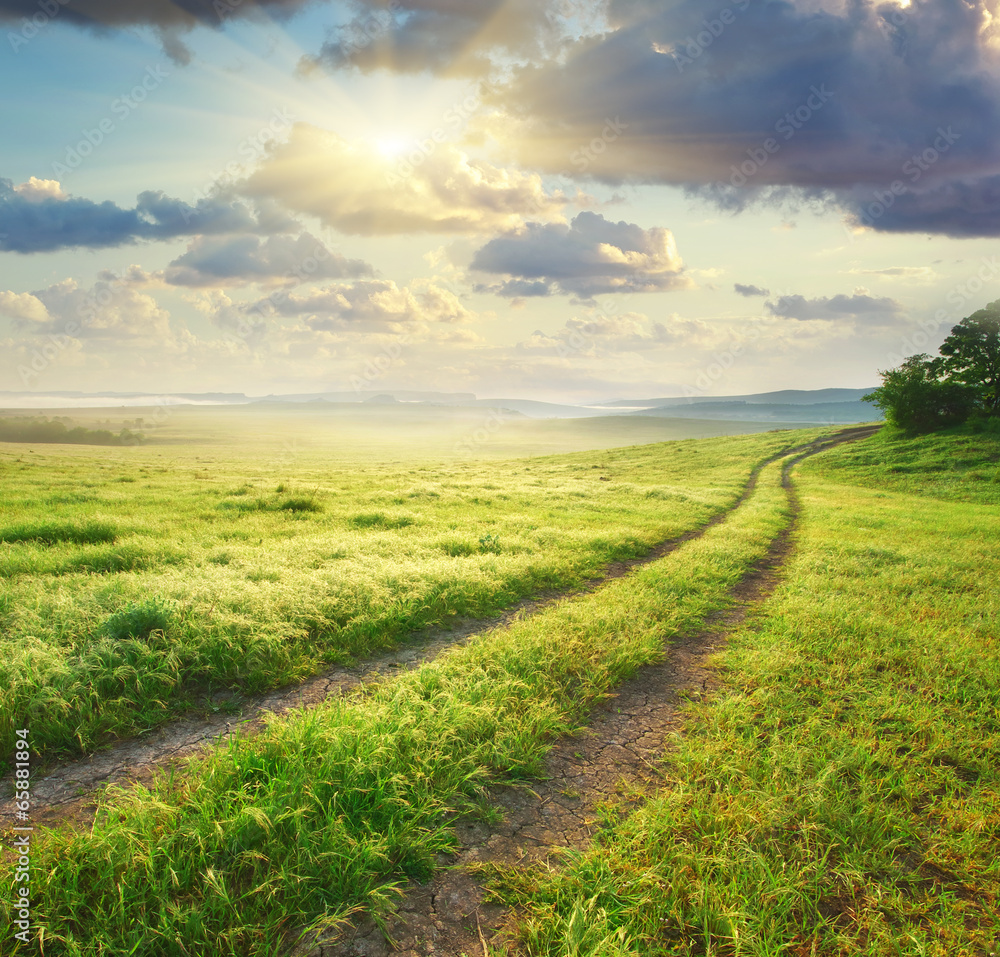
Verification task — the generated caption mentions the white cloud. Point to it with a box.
[0,290,50,323]
[471,212,691,299]
[161,233,374,287]
[12,178,67,202]
[240,124,571,236]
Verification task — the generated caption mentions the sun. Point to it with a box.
[375,135,410,159]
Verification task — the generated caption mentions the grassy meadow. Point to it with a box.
[0,406,814,769]
[0,425,803,956]
[2,412,996,957]
[494,426,1000,956]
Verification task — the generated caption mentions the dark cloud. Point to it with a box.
[0,0,315,25]
[163,233,374,286]
[838,174,1000,238]
[0,0,313,30]
[0,178,295,253]
[766,293,902,321]
[470,211,690,299]
[298,0,563,76]
[491,0,1000,236]
[734,283,769,297]
[490,279,552,298]
[1,0,318,62]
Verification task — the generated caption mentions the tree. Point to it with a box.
[935,300,1000,414]
[863,354,977,433]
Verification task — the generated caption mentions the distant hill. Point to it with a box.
[0,387,881,423]
[635,399,882,424]
[603,388,876,409]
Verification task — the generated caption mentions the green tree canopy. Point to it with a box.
[863,354,977,433]
[864,300,1000,432]
[935,300,1000,414]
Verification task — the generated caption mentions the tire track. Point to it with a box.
[308,427,879,957]
[0,429,875,834]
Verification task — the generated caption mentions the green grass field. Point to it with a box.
[0,409,812,769]
[493,426,1000,956]
[1,416,996,957]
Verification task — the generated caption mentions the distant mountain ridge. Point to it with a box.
[603,388,876,409]
[0,387,881,424]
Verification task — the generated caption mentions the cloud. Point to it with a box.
[221,279,476,336]
[0,290,50,323]
[470,211,690,299]
[162,233,374,287]
[298,0,567,77]
[486,0,1000,236]
[517,311,715,356]
[493,279,552,299]
[765,292,902,322]
[239,124,569,236]
[837,174,1000,238]
[0,0,320,63]
[0,274,180,345]
[734,283,769,297]
[12,177,67,202]
[0,178,296,253]
[846,265,937,283]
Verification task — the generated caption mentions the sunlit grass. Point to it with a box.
[0,452,797,956]
[495,426,1000,956]
[0,427,813,766]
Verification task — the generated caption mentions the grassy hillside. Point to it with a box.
[0,425,807,768]
[4,424,993,957]
[497,425,1000,956]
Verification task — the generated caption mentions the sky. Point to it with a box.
[1,0,1000,404]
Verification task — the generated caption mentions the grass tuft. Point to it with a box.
[101,598,174,642]
[278,496,323,513]
[350,511,415,529]
[0,520,118,545]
